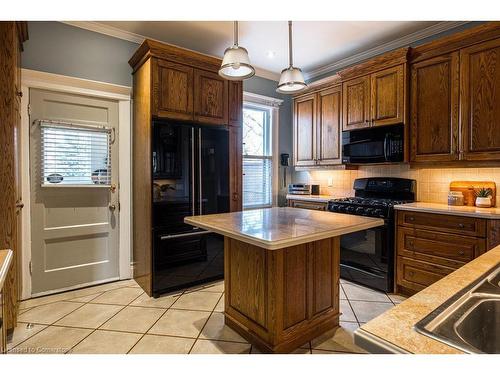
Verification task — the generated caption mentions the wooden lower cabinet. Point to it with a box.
[287,199,327,211]
[224,236,340,353]
[395,210,497,295]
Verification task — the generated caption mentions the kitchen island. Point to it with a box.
[185,207,383,353]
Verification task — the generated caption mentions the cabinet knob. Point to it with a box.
[408,216,415,222]
[458,250,465,256]
[17,91,23,97]
[408,271,415,277]
[409,240,414,248]
[458,223,465,228]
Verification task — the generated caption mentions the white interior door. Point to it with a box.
[29,88,120,296]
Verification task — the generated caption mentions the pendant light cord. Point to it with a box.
[288,20,293,68]
[234,21,239,47]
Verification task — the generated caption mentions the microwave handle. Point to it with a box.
[384,133,390,161]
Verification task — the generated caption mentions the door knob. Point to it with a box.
[108,204,116,211]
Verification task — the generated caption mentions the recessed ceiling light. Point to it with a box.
[267,51,276,59]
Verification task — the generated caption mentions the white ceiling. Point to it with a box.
[79,21,465,80]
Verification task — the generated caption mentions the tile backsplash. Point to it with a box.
[294,165,500,205]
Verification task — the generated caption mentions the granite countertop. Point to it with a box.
[394,202,500,219]
[286,194,337,203]
[355,244,500,354]
[185,207,384,250]
[0,249,13,291]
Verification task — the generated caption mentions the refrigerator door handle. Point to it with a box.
[191,127,196,215]
[160,230,212,240]
[199,128,202,215]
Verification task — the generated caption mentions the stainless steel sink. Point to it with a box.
[414,263,500,354]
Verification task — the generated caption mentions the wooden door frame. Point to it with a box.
[19,69,132,299]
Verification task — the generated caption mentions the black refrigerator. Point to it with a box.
[151,121,229,296]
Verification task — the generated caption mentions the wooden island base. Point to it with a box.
[223,236,341,353]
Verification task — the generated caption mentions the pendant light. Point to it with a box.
[219,21,255,80]
[276,21,307,94]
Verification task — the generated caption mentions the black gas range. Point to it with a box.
[328,177,416,292]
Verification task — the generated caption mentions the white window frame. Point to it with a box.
[243,92,283,209]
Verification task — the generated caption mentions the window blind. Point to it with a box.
[40,122,112,186]
[243,157,272,208]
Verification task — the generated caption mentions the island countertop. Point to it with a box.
[184,207,384,250]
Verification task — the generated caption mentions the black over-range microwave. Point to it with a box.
[342,124,404,164]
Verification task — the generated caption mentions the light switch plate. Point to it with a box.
[327,177,333,187]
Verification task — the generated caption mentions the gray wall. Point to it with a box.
[23,22,138,86]
[22,21,295,205]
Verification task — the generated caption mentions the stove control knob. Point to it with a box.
[355,207,365,215]
[346,206,355,213]
[329,204,339,211]
[364,208,374,216]
[373,209,383,217]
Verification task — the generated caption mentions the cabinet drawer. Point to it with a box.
[288,200,327,211]
[396,256,455,293]
[397,210,486,237]
[397,227,484,268]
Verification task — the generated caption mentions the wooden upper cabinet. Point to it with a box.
[317,86,342,165]
[228,81,243,127]
[194,69,228,125]
[460,38,500,161]
[294,94,316,166]
[153,59,194,121]
[371,65,405,127]
[342,75,370,131]
[410,52,460,162]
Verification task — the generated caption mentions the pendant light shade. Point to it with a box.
[276,21,307,94]
[219,21,255,80]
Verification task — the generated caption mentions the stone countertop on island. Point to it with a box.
[354,244,500,354]
[394,201,500,219]
[185,207,384,250]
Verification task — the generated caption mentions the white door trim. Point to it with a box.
[20,69,132,300]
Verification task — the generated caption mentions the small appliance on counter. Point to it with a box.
[288,183,311,195]
[448,191,464,206]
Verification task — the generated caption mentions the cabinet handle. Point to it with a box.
[408,271,415,277]
[409,240,414,248]
[458,223,465,228]
[17,91,23,97]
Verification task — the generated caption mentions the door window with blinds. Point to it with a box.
[40,121,112,186]
[242,104,273,209]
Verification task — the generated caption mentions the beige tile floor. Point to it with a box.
[7,278,405,354]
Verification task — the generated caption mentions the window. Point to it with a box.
[40,121,112,186]
[242,105,273,209]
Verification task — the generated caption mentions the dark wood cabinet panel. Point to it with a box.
[153,59,194,121]
[342,75,370,131]
[283,246,308,329]
[293,94,316,166]
[371,65,405,126]
[229,126,242,212]
[228,81,242,127]
[397,256,455,294]
[410,53,460,162]
[0,21,27,332]
[460,38,500,161]
[194,69,228,125]
[317,86,342,165]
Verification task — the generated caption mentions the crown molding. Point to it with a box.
[304,21,471,80]
[61,21,280,81]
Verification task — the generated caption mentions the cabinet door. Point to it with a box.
[228,81,242,127]
[317,86,342,165]
[342,75,370,131]
[460,38,500,161]
[293,94,316,166]
[153,59,194,121]
[371,65,405,127]
[229,126,242,212]
[410,53,460,162]
[194,69,228,125]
